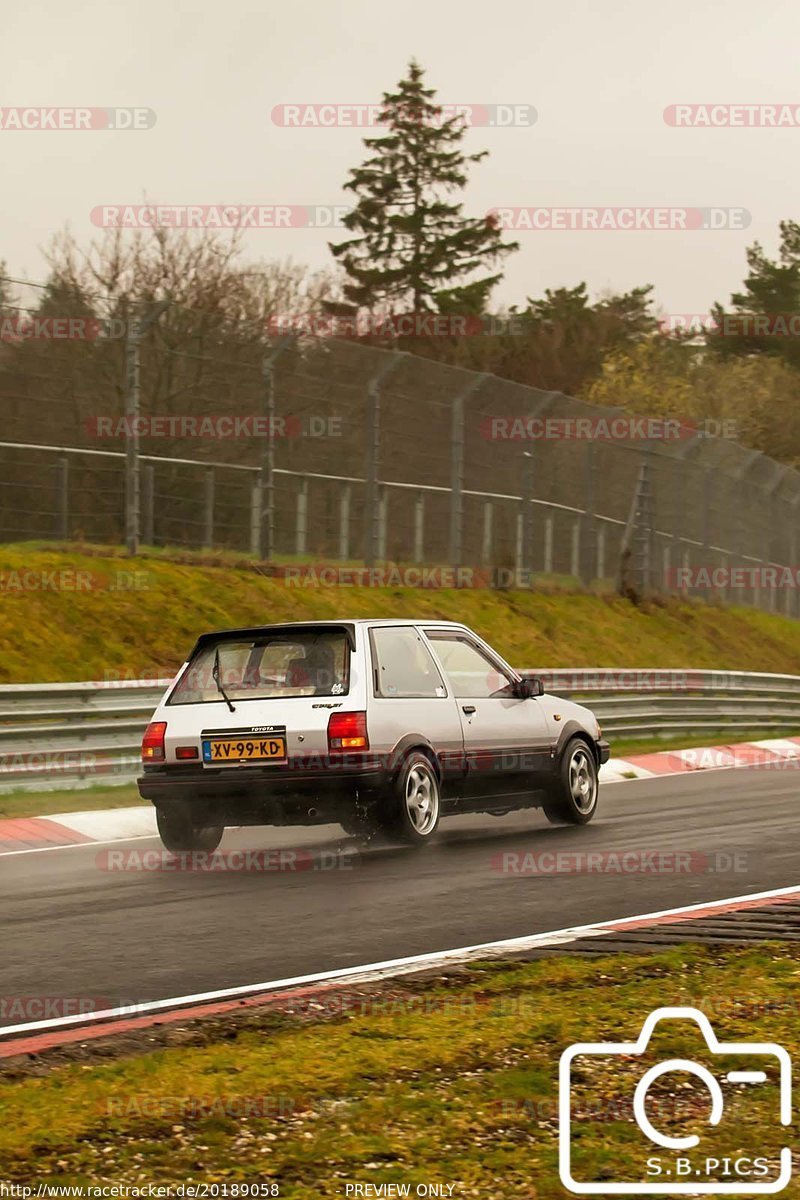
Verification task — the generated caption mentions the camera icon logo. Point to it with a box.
[559,1006,791,1194]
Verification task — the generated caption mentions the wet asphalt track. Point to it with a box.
[2,768,798,1008]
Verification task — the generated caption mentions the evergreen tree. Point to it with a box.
[709,220,800,368]
[330,60,518,314]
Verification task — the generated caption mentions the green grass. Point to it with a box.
[0,945,797,1193]
[610,727,795,758]
[3,542,800,684]
[0,783,142,820]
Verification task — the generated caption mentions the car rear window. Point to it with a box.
[167,629,350,704]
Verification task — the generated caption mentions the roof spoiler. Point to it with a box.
[187,622,357,660]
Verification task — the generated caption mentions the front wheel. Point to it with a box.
[383,752,441,845]
[156,805,224,852]
[542,738,598,825]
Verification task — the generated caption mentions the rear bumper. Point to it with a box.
[138,757,389,824]
[597,738,611,764]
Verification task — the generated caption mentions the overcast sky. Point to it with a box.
[2,0,799,318]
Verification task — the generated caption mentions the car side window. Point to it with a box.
[426,634,514,699]
[370,627,447,698]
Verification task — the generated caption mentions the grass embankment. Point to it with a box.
[3,542,800,683]
[0,945,796,1194]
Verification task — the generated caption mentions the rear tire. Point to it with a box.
[156,805,224,852]
[542,737,598,825]
[382,751,441,845]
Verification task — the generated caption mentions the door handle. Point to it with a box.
[462,705,476,715]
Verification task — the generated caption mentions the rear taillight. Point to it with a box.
[142,721,167,762]
[327,711,368,751]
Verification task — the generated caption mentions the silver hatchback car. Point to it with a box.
[138,619,609,851]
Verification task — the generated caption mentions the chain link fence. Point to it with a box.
[0,322,798,615]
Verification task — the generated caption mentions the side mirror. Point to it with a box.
[513,676,544,699]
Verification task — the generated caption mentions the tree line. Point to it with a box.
[1,60,799,467]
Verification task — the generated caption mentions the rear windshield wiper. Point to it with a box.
[212,647,236,713]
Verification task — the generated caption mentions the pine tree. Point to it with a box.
[709,220,800,367]
[330,60,518,315]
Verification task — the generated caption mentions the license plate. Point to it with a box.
[202,733,287,765]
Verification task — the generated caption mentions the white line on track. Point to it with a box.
[2,882,800,1041]
[0,833,157,858]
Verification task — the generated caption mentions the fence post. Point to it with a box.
[661,541,670,593]
[570,519,581,580]
[295,478,308,557]
[449,374,489,569]
[671,458,684,590]
[520,450,534,584]
[619,453,655,597]
[791,496,800,618]
[414,490,425,564]
[671,434,706,597]
[514,511,523,578]
[481,501,493,567]
[584,442,596,585]
[765,468,789,614]
[377,487,388,561]
[339,485,351,561]
[203,469,215,550]
[124,321,141,556]
[260,338,292,561]
[250,483,261,557]
[142,463,155,546]
[544,512,554,574]
[56,456,69,540]
[365,354,404,566]
[718,553,729,605]
[702,466,711,560]
[124,301,169,556]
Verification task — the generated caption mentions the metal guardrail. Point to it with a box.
[528,669,800,740]
[0,680,170,793]
[0,670,799,793]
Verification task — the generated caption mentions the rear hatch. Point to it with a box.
[156,623,364,768]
